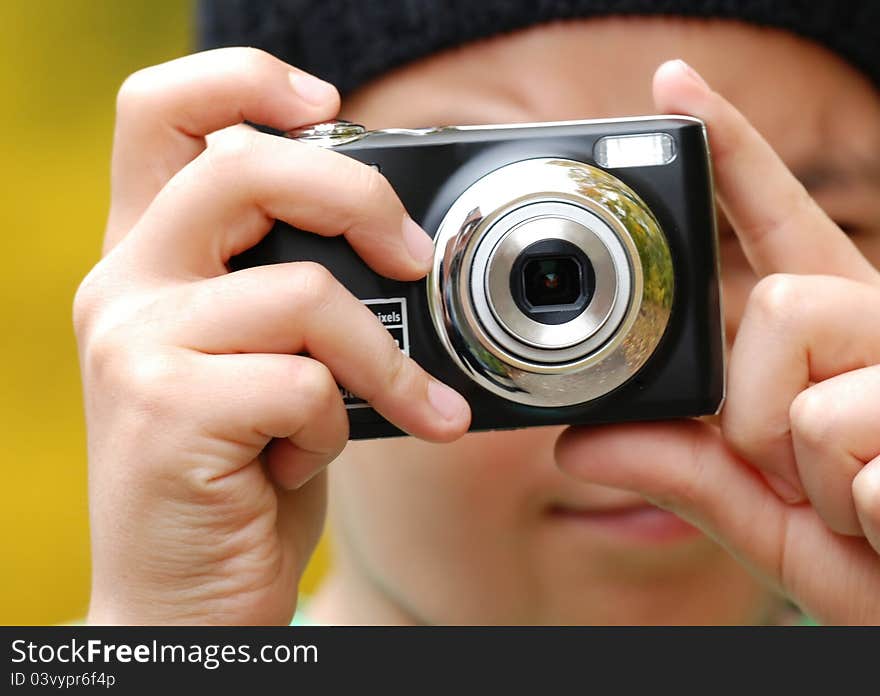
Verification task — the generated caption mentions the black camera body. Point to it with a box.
[232,117,724,439]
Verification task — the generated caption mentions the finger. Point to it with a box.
[193,353,349,484]
[556,421,880,624]
[106,47,340,251]
[653,59,878,284]
[275,470,328,583]
[557,421,788,575]
[722,274,880,501]
[119,126,435,281]
[853,456,880,556]
[793,366,880,535]
[171,263,471,443]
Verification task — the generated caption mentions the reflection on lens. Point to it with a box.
[524,256,581,307]
[507,237,596,327]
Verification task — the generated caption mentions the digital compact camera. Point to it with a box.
[231,116,724,438]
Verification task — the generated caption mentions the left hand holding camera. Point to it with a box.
[556,60,880,624]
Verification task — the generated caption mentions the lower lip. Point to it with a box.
[546,504,702,545]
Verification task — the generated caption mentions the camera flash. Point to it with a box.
[594,133,676,168]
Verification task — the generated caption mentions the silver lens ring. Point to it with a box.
[427,157,674,407]
[473,201,631,362]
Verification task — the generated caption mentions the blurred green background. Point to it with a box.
[1,0,328,625]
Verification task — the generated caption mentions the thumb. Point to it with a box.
[556,420,786,578]
[555,420,880,623]
[274,465,328,583]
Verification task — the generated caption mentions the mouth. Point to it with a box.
[544,501,702,545]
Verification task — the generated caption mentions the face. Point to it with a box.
[321,18,880,624]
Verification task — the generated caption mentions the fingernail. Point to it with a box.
[288,70,337,106]
[675,59,709,89]
[402,216,435,268]
[427,380,467,422]
[764,472,805,504]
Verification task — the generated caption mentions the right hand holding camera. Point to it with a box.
[74,48,471,625]
[557,60,880,624]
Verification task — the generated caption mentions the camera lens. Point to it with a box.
[428,157,673,408]
[524,258,578,305]
[510,239,595,325]
[477,209,623,353]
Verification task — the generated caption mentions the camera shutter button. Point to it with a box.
[286,120,367,146]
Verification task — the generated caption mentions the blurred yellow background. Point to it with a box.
[1,0,328,625]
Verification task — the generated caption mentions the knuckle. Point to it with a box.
[292,261,337,307]
[80,322,126,382]
[233,46,278,77]
[357,162,390,201]
[789,387,837,450]
[291,360,348,452]
[203,127,260,176]
[72,267,105,338]
[79,298,185,419]
[232,47,280,90]
[81,335,171,425]
[294,359,336,405]
[119,351,185,418]
[747,273,802,326]
[342,163,395,228]
[115,67,160,117]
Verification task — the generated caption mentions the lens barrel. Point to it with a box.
[428,158,674,407]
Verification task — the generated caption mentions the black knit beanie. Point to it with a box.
[197,0,879,95]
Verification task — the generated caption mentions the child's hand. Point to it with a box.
[75,48,470,624]
[556,60,880,624]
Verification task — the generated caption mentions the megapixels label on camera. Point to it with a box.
[341,298,409,409]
